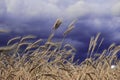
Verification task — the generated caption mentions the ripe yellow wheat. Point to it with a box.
[0,19,120,80]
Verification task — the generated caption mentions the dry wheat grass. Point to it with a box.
[0,19,120,80]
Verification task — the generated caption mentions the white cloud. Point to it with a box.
[0,0,120,34]
[48,0,59,4]
[3,0,119,19]
[5,0,62,18]
[112,2,120,16]
[0,0,7,16]
[65,1,90,19]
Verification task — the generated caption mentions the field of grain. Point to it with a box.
[0,19,120,80]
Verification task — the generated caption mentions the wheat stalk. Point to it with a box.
[52,19,62,30]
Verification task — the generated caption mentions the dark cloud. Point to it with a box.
[0,15,120,61]
[0,0,120,61]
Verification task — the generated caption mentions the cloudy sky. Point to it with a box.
[0,0,120,61]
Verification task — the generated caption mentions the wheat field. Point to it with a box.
[0,19,120,80]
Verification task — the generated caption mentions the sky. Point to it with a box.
[0,0,120,61]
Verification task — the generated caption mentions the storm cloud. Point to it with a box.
[0,0,120,60]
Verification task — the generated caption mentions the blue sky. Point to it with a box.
[0,0,120,61]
